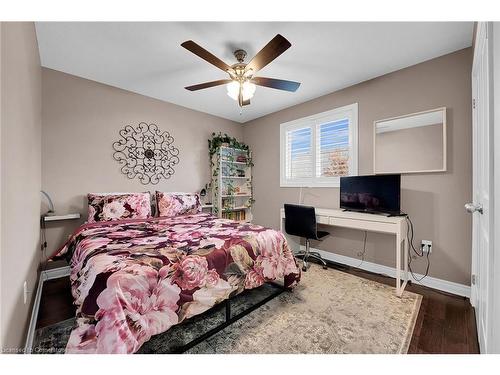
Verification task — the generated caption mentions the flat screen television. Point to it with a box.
[340,174,401,215]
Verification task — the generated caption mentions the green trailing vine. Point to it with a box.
[208,132,249,156]
[208,132,253,167]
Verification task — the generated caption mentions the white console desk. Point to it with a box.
[280,207,409,297]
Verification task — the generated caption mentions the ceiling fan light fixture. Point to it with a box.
[242,81,256,100]
[226,81,239,100]
[226,80,256,101]
[182,35,298,108]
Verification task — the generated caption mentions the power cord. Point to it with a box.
[405,214,430,282]
[356,230,368,268]
[40,215,49,272]
[350,213,430,283]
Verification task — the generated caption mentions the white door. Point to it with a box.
[469,22,494,354]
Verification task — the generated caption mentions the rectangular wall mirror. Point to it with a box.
[373,107,447,174]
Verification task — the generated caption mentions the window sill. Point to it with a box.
[280,181,341,188]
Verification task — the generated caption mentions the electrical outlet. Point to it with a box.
[23,281,28,304]
[421,240,432,254]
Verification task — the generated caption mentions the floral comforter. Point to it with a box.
[54,213,300,354]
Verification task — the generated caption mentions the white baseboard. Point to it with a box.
[43,266,71,280]
[300,246,471,298]
[24,266,71,353]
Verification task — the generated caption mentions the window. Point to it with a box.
[280,103,358,187]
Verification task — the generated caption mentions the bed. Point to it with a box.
[54,212,301,354]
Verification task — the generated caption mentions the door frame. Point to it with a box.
[492,22,500,354]
[471,21,496,353]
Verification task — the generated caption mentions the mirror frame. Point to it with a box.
[373,107,447,174]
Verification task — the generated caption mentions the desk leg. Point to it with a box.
[404,236,409,282]
[396,232,401,296]
[395,231,409,298]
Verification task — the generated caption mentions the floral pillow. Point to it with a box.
[156,192,202,217]
[87,192,152,223]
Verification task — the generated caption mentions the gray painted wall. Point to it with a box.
[1,22,42,349]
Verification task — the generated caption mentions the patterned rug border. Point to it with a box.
[310,266,423,354]
[327,266,423,354]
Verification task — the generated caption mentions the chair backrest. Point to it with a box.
[284,204,318,239]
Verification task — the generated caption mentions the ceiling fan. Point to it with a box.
[181,34,300,108]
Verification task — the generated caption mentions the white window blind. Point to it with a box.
[285,127,313,179]
[280,103,358,187]
[316,118,350,178]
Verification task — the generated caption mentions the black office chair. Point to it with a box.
[284,204,329,271]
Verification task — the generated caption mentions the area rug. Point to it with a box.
[33,264,421,354]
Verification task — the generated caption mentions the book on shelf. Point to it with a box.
[221,209,246,221]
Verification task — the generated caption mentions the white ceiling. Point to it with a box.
[35,22,473,123]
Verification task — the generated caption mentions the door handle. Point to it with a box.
[465,203,483,214]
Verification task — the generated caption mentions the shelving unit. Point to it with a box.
[211,145,253,223]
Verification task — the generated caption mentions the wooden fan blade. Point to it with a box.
[245,34,291,74]
[242,99,250,106]
[185,79,232,91]
[181,40,233,73]
[251,77,300,92]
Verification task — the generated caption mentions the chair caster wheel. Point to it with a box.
[322,266,328,270]
[302,266,307,272]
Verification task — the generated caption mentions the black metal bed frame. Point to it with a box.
[170,282,286,353]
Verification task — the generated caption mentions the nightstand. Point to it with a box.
[40,212,81,256]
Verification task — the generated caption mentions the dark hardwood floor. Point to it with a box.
[36,264,480,354]
[36,277,74,330]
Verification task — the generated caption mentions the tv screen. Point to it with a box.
[340,174,401,215]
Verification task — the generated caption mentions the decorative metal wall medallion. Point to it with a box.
[112,122,180,185]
